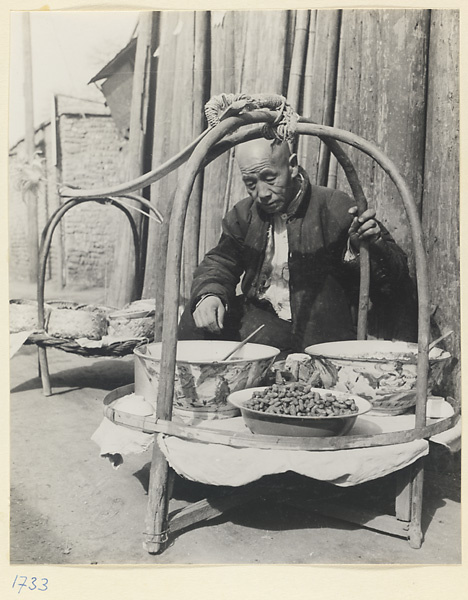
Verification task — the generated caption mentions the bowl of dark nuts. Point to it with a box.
[228,383,372,437]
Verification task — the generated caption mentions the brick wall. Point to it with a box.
[58,113,129,287]
[9,145,38,282]
[9,96,129,289]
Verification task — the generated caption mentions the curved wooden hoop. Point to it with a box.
[37,196,152,327]
[60,130,210,198]
[59,117,371,337]
[103,385,459,452]
[156,110,431,449]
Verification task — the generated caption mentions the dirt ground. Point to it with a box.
[9,283,461,565]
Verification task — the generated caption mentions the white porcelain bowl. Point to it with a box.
[134,340,280,419]
[305,340,451,416]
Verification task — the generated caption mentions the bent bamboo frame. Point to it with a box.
[104,384,459,452]
[53,109,433,442]
[156,110,431,440]
[36,196,162,329]
[59,130,210,199]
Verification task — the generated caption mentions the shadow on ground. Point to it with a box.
[11,358,134,395]
[132,461,460,542]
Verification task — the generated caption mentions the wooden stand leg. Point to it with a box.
[169,483,261,535]
[408,458,425,548]
[167,467,176,500]
[143,437,172,554]
[37,346,52,396]
[395,466,412,522]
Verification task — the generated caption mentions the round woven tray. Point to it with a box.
[26,331,150,358]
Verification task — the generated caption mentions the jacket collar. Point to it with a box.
[283,166,310,219]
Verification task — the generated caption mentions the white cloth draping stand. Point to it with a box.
[92,394,459,486]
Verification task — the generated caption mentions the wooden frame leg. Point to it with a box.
[37,346,52,396]
[169,482,262,537]
[143,437,172,554]
[408,458,425,548]
[395,466,412,522]
[167,467,176,501]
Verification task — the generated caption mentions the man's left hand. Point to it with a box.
[348,206,382,250]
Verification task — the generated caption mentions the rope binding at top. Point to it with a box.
[204,93,299,143]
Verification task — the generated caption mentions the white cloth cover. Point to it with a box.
[157,415,430,487]
[10,330,35,358]
[430,421,461,452]
[91,394,154,468]
[92,396,459,484]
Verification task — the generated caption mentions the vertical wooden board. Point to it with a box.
[241,11,288,98]
[297,9,318,172]
[333,9,430,269]
[200,9,290,261]
[198,10,242,260]
[228,10,289,210]
[422,10,460,400]
[298,10,341,184]
[173,13,197,302]
[283,9,297,97]
[107,12,155,308]
[142,12,186,334]
[287,10,311,112]
[238,11,260,95]
[331,10,373,196]
[182,12,210,298]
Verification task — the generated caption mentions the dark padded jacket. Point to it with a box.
[190,174,417,349]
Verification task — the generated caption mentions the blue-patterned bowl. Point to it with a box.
[134,341,280,420]
[305,340,451,416]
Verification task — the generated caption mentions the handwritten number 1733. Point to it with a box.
[12,576,48,593]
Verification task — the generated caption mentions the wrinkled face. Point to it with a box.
[236,139,298,214]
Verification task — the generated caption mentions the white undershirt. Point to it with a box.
[256,213,292,321]
[255,216,358,322]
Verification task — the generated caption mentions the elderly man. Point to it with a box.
[178,138,417,353]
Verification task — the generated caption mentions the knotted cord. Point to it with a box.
[204,93,299,143]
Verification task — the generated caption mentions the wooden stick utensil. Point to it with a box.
[219,324,265,361]
[429,330,453,351]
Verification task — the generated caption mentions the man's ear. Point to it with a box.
[289,153,299,178]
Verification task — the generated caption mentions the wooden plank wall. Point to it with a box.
[332,10,430,270]
[222,10,290,214]
[139,9,459,400]
[421,10,460,401]
[199,10,289,260]
[142,11,196,339]
[298,10,341,185]
[198,11,245,262]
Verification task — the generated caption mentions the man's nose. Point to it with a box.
[257,183,272,201]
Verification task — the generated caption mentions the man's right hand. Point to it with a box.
[193,295,225,333]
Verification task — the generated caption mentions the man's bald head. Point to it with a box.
[235,138,299,214]
[235,138,292,169]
